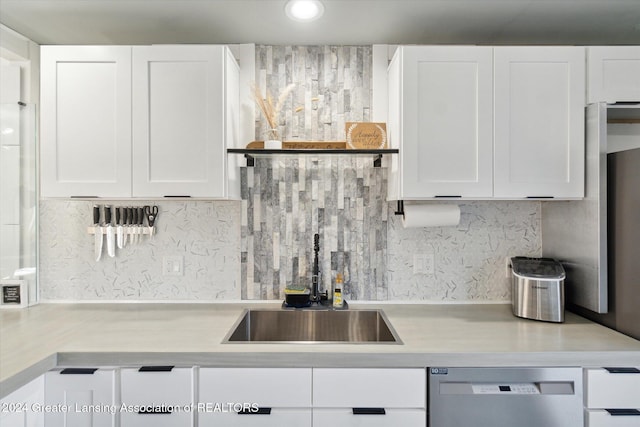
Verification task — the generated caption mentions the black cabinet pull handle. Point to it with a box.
[60,368,98,375]
[238,407,271,415]
[138,366,174,372]
[604,367,640,374]
[606,409,640,416]
[137,409,172,415]
[352,407,386,415]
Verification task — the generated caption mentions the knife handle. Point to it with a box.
[137,207,144,225]
[115,206,121,225]
[104,205,112,225]
[93,204,101,225]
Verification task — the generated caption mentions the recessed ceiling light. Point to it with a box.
[285,0,324,22]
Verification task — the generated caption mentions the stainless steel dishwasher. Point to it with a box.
[429,367,583,427]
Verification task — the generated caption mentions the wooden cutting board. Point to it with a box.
[247,141,347,149]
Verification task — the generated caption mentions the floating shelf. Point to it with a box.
[227,148,399,167]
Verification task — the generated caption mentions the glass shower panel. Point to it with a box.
[0,102,37,306]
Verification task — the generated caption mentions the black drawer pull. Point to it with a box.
[606,409,640,416]
[137,409,172,415]
[238,407,271,415]
[526,196,554,199]
[353,407,386,415]
[60,368,98,375]
[164,195,191,198]
[434,195,462,198]
[604,367,640,374]
[138,366,174,372]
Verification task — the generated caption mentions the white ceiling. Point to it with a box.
[1,0,640,46]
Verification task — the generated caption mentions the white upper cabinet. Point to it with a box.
[41,46,132,198]
[388,46,493,199]
[41,45,239,199]
[494,47,585,198]
[588,46,640,104]
[132,45,238,198]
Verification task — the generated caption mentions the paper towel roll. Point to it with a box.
[401,204,461,228]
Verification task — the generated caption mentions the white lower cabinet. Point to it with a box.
[313,408,426,427]
[312,368,426,427]
[0,375,44,427]
[586,409,640,427]
[201,409,312,426]
[584,367,640,427]
[120,367,194,427]
[198,368,312,426]
[44,368,116,427]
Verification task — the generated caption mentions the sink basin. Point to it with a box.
[223,309,402,344]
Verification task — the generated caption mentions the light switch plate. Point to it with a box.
[162,256,184,276]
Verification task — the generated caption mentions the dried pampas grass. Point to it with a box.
[252,83,296,130]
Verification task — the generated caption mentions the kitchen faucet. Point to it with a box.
[310,233,326,303]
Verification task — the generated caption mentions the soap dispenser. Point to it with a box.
[333,273,344,308]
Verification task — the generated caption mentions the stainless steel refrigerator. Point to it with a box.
[543,102,640,340]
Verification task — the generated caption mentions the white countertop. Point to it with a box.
[2,302,640,397]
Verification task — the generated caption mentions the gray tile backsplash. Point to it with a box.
[37,44,542,302]
[241,157,388,301]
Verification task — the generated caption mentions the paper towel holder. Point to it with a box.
[394,200,405,216]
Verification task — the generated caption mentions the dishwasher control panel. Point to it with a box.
[471,383,540,394]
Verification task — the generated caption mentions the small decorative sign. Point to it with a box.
[0,280,28,308]
[345,122,387,149]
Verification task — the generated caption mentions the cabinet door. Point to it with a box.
[132,45,228,198]
[588,47,640,104]
[41,46,132,198]
[494,47,585,198]
[0,375,44,427]
[396,46,493,198]
[44,369,116,427]
[313,408,425,427]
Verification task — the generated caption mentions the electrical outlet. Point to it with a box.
[414,253,435,275]
[162,256,184,276]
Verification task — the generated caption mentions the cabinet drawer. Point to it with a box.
[313,408,425,427]
[586,409,640,427]
[45,368,116,427]
[199,368,311,407]
[200,408,311,427]
[312,368,425,408]
[585,368,640,409]
[121,367,193,405]
[121,411,192,427]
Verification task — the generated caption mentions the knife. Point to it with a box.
[127,207,132,245]
[131,207,138,244]
[105,205,115,257]
[116,206,124,249]
[137,207,144,243]
[122,207,129,247]
[93,204,103,261]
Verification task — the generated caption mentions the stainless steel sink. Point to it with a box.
[222,309,402,344]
